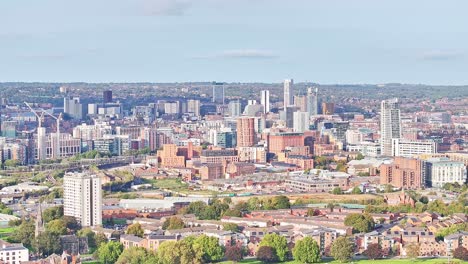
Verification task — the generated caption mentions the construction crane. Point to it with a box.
[42,110,62,159]
[24,102,47,160]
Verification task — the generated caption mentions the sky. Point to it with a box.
[1,0,468,84]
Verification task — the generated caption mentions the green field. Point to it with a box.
[0,227,17,239]
[220,259,466,264]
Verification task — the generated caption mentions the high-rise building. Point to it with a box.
[391,139,437,157]
[237,117,255,147]
[306,87,319,116]
[64,97,83,119]
[283,79,294,108]
[283,106,297,128]
[380,98,401,156]
[212,82,225,104]
[103,90,112,104]
[260,90,270,113]
[228,100,241,117]
[187,99,200,116]
[294,95,307,112]
[322,102,335,115]
[63,172,102,227]
[293,111,310,132]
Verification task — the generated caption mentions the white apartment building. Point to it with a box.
[283,79,294,108]
[391,138,437,157]
[0,240,29,264]
[293,111,310,133]
[425,158,467,188]
[380,99,401,156]
[260,90,270,113]
[347,142,381,157]
[64,172,102,227]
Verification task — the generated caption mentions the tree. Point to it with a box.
[257,246,278,263]
[453,246,468,261]
[186,201,208,217]
[42,206,64,223]
[96,241,124,264]
[223,209,242,217]
[116,247,158,264]
[384,184,394,193]
[157,238,203,264]
[35,231,61,257]
[193,235,224,263]
[78,228,97,251]
[4,159,20,167]
[330,236,354,263]
[223,223,240,233]
[332,187,342,195]
[419,196,429,204]
[259,233,289,262]
[63,216,80,231]
[356,153,365,160]
[344,213,375,233]
[95,233,108,247]
[126,223,144,237]
[405,243,420,260]
[9,219,35,248]
[272,195,291,209]
[225,245,244,262]
[363,243,383,260]
[293,237,321,263]
[162,216,185,230]
[46,219,67,235]
[352,186,362,194]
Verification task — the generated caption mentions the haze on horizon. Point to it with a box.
[1,0,467,85]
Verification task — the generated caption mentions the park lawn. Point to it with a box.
[148,178,188,190]
[0,227,17,234]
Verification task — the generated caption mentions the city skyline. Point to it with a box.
[1,0,468,84]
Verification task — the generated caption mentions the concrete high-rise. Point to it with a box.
[63,172,102,227]
[380,98,401,156]
[237,117,255,147]
[212,82,225,104]
[64,97,83,119]
[228,100,241,117]
[322,102,335,115]
[103,90,112,104]
[260,90,270,113]
[306,87,319,116]
[283,79,294,108]
[187,99,200,116]
[293,111,310,132]
[283,106,297,128]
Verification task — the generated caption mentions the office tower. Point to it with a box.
[294,95,307,112]
[283,79,294,108]
[212,82,225,104]
[63,172,102,227]
[293,111,310,132]
[306,87,319,116]
[380,98,401,156]
[322,102,335,115]
[228,100,241,117]
[140,127,158,151]
[260,90,270,113]
[64,97,83,119]
[391,139,437,157]
[187,99,200,116]
[103,90,112,104]
[283,106,297,128]
[237,117,255,147]
[164,102,179,114]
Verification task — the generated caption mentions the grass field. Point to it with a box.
[220,258,466,264]
[0,227,17,239]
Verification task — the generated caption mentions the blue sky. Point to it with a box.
[1,0,467,84]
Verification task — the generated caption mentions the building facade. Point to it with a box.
[63,172,102,227]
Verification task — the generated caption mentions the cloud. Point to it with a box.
[419,50,463,61]
[141,0,192,16]
[194,49,278,60]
